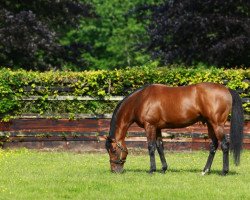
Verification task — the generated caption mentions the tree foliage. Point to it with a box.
[0,0,93,70]
[0,0,249,70]
[62,0,161,70]
[140,0,250,67]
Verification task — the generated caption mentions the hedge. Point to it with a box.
[0,67,249,120]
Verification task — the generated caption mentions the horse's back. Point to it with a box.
[132,84,199,128]
[132,83,232,128]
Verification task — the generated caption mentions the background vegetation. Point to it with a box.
[0,0,249,118]
[0,67,249,120]
[0,0,249,70]
[139,0,250,67]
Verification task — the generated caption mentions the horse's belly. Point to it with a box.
[158,115,201,129]
[162,120,199,129]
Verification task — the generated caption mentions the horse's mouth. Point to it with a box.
[111,166,124,173]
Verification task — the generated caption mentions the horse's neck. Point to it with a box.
[112,107,133,142]
[110,90,140,142]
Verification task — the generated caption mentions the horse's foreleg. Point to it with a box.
[202,139,218,175]
[148,141,157,173]
[145,123,157,174]
[156,130,168,173]
[221,136,229,176]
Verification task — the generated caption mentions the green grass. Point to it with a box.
[0,149,249,200]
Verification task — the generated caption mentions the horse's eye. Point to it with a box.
[111,148,116,153]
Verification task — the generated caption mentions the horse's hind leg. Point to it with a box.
[145,123,157,174]
[202,139,218,175]
[204,122,229,175]
[213,124,229,175]
[221,135,229,176]
[156,129,168,173]
[202,123,218,175]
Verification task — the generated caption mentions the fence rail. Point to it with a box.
[0,118,250,151]
[21,95,250,103]
[21,96,124,101]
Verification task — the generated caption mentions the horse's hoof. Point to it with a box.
[201,169,210,176]
[161,167,168,174]
[221,171,228,176]
[148,169,156,174]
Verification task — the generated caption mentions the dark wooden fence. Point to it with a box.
[0,117,249,151]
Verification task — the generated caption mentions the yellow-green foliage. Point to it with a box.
[0,67,249,119]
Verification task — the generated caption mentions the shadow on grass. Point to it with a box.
[124,168,238,176]
[168,168,238,176]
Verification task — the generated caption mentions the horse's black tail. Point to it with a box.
[229,89,244,166]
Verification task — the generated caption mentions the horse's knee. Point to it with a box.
[156,139,164,149]
[209,140,218,154]
[148,141,156,155]
[221,138,229,152]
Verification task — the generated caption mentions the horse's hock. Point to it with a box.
[0,117,249,151]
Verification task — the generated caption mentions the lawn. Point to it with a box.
[0,149,249,200]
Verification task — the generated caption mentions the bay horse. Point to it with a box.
[105,83,244,175]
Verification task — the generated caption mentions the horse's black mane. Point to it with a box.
[109,85,150,138]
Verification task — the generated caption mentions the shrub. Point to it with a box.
[0,67,249,120]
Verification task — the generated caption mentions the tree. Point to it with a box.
[0,0,93,70]
[62,0,161,70]
[140,0,250,68]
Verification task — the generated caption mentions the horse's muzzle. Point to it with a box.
[111,164,124,173]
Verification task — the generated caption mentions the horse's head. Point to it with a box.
[105,136,128,173]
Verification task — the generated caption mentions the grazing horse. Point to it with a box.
[105,83,244,175]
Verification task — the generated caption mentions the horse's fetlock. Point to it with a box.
[202,168,210,176]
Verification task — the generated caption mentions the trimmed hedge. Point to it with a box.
[0,67,249,120]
